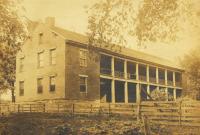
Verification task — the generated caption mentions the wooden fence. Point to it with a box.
[0,101,200,126]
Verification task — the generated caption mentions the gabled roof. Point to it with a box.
[51,26,88,44]
[50,26,183,71]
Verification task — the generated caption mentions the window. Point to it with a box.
[79,49,87,67]
[176,89,182,99]
[168,88,174,101]
[38,52,44,68]
[79,75,87,93]
[37,78,43,94]
[158,69,165,85]
[19,81,24,96]
[139,64,147,81]
[167,71,173,81]
[175,72,182,86]
[19,57,24,72]
[39,33,43,44]
[49,76,56,92]
[50,49,56,65]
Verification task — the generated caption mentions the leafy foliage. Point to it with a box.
[150,88,174,101]
[181,46,200,99]
[0,0,27,98]
[135,0,179,44]
[87,0,194,47]
[1,113,200,135]
[87,0,135,52]
[150,88,168,101]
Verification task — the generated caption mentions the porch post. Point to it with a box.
[165,69,168,85]
[125,82,128,103]
[111,80,115,103]
[147,85,150,100]
[124,60,127,79]
[156,67,159,84]
[136,63,139,80]
[173,72,176,86]
[147,65,149,82]
[111,56,115,77]
[136,83,141,103]
[165,87,168,101]
[157,86,159,91]
[124,60,128,103]
[111,56,115,103]
[174,88,176,101]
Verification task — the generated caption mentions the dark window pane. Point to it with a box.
[50,85,55,91]
[176,89,182,98]
[19,81,24,96]
[37,78,43,93]
[80,85,86,92]
[79,76,87,93]
[49,76,56,92]
[37,86,43,93]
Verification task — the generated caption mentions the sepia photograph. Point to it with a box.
[0,0,200,134]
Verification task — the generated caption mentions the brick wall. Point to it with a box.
[15,24,66,102]
[65,44,100,101]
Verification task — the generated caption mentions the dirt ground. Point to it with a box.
[0,113,199,135]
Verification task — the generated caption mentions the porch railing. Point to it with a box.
[149,77,156,83]
[114,71,125,78]
[127,73,136,80]
[167,80,173,86]
[159,79,165,85]
[100,68,112,76]
[139,75,147,81]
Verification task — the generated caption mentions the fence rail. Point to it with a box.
[0,101,200,126]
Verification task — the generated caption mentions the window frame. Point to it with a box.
[19,57,24,72]
[39,33,43,44]
[49,76,56,92]
[79,75,88,93]
[50,49,56,65]
[167,71,173,81]
[37,78,43,94]
[19,81,24,96]
[79,49,88,67]
[38,51,44,68]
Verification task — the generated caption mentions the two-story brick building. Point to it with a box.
[15,17,184,103]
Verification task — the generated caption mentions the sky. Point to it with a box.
[22,0,200,63]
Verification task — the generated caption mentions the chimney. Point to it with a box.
[45,17,55,27]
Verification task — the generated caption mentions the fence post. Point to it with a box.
[7,105,10,112]
[18,104,20,113]
[179,101,182,126]
[137,102,141,122]
[30,104,32,112]
[99,106,102,115]
[57,103,60,113]
[90,104,93,114]
[142,115,150,135]
[13,104,16,112]
[72,103,75,116]
[108,103,111,116]
[22,105,23,112]
[132,104,135,116]
[43,104,46,112]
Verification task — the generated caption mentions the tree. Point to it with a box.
[150,88,174,101]
[181,46,200,100]
[87,0,195,49]
[0,0,27,102]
